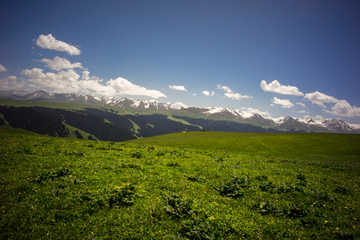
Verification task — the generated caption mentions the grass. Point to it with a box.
[1,127,359,239]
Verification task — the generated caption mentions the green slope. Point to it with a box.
[126,131,360,163]
[1,128,359,239]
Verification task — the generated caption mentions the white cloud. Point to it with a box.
[21,68,82,93]
[203,90,210,96]
[224,92,251,100]
[0,79,8,88]
[299,110,306,113]
[0,64,7,72]
[304,91,338,108]
[296,102,306,107]
[217,85,252,100]
[7,76,17,81]
[271,97,294,108]
[315,115,325,121]
[202,90,214,96]
[240,107,271,117]
[40,56,83,71]
[20,67,166,98]
[260,80,304,96]
[324,100,360,117]
[0,76,25,89]
[107,77,166,98]
[36,34,81,55]
[169,85,187,91]
[217,85,232,93]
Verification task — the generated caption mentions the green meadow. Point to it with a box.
[1,127,359,239]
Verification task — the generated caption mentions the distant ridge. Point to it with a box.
[1,89,360,134]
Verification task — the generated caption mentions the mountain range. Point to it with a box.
[1,89,360,136]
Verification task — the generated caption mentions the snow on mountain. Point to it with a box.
[349,123,360,130]
[169,102,188,110]
[1,90,359,133]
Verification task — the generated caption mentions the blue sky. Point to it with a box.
[1,0,360,123]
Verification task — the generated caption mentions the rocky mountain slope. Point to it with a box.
[1,89,359,134]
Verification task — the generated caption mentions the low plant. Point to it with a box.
[34,167,70,182]
[252,201,282,215]
[168,162,180,167]
[215,176,250,198]
[284,203,313,219]
[188,175,206,182]
[259,181,304,194]
[334,186,352,195]
[180,217,219,239]
[130,151,143,158]
[108,183,140,207]
[164,193,194,219]
[297,173,307,186]
[255,175,268,181]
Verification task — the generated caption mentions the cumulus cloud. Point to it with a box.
[7,76,17,81]
[304,91,360,117]
[40,56,83,71]
[217,85,232,93]
[0,76,26,89]
[107,77,166,98]
[271,97,294,108]
[296,102,306,107]
[20,67,166,98]
[36,34,81,55]
[260,80,304,96]
[202,90,214,96]
[0,64,7,72]
[217,85,252,100]
[324,100,360,117]
[21,68,82,93]
[304,91,338,108]
[169,85,187,91]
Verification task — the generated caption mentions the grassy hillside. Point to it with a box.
[126,131,360,163]
[1,128,359,239]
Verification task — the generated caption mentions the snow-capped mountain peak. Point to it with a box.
[0,89,359,134]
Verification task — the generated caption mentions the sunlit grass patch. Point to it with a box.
[1,128,359,239]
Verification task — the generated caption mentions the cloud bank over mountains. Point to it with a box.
[6,34,166,99]
[260,80,360,118]
[1,33,360,120]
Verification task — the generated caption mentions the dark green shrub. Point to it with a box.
[334,186,352,195]
[255,175,268,181]
[168,162,179,167]
[131,151,143,158]
[259,181,303,194]
[252,201,282,215]
[312,190,336,201]
[109,183,139,207]
[300,216,321,228]
[188,175,206,182]
[284,203,313,219]
[297,174,307,186]
[180,217,219,239]
[157,150,165,156]
[164,194,194,219]
[34,167,70,182]
[215,176,250,198]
